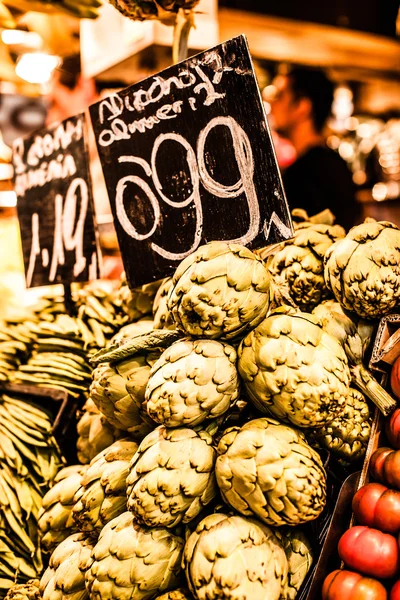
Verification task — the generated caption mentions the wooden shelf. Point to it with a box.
[219,9,400,79]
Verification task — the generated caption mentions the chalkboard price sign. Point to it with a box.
[90,35,293,289]
[13,114,101,288]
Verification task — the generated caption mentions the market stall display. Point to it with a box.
[321,316,400,599]
[1,207,400,598]
[2,5,400,595]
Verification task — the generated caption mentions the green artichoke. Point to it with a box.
[307,387,371,465]
[183,513,288,600]
[126,425,217,528]
[40,533,93,600]
[275,528,313,600]
[85,511,184,600]
[72,439,138,536]
[313,300,397,416]
[155,590,193,600]
[324,220,400,319]
[90,330,180,437]
[168,241,271,340]
[264,222,345,312]
[238,307,351,428]
[77,398,122,465]
[153,278,175,330]
[4,580,41,600]
[108,0,199,22]
[146,338,240,428]
[216,418,327,526]
[90,360,155,439]
[38,465,86,553]
[116,279,161,322]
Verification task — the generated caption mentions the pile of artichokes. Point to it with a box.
[5,215,400,600]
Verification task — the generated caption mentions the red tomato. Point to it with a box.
[338,526,399,579]
[387,409,400,450]
[322,570,387,600]
[353,483,400,533]
[391,357,400,401]
[391,581,400,600]
[370,447,400,489]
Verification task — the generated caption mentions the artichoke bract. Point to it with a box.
[307,387,371,465]
[275,528,313,600]
[183,513,288,600]
[85,511,184,600]
[324,220,400,319]
[264,222,345,312]
[72,439,138,536]
[168,242,271,340]
[40,533,93,600]
[77,398,121,465]
[38,465,86,553]
[4,580,41,600]
[216,418,327,527]
[238,308,350,428]
[146,339,239,428]
[126,425,217,528]
[153,278,175,330]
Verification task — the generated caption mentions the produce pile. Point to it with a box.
[322,355,400,600]
[2,282,155,398]
[2,216,400,600]
[0,393,63,595]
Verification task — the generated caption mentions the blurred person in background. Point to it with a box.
[270,67,360,230]
[47,55,124,279]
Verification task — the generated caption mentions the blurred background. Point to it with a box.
[0,0,399,314]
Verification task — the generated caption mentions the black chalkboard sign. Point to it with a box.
[13,113,101,288]
[90,35,293,289]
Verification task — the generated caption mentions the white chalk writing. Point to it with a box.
[25,177,89,286]
[114,116,260,259]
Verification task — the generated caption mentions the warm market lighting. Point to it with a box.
[332,85,354,121]
[345,116,359,131]
[0,191,17,208]
[2,29,42,49]
[338,141,354,161]
[372,182,388,201]
[15,53,60,85]
[353,170,367,185]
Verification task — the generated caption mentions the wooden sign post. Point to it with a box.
[12,113,101,293]
[90,35,293,289]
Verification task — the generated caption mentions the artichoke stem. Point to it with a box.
[172,8,194,64]
[351,364,397,417]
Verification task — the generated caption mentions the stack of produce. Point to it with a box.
[11,284,139,398]
[29,239,344,600]
[11,315,94,398]
[0,321,36,381]
[5,217,400,600]
[322,348,400,599]
[0,392,63,596]
[322,411,400,599]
